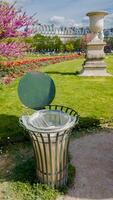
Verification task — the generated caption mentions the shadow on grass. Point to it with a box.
[0,155,59,200]
[45,71,79,76]
[0,114,101,145]
[1,151,75,194]
[0,114,113,199]
[0,114,101,144]
[78,116,100,129]
[0,114,26,146]
[10,157,37,184]
[72,116,101,138]
[0,114,101,185]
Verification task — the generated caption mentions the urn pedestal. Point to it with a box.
[81,41,111,76]
[80,11,111,76]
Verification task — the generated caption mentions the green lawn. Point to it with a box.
[0,55,113,199]
[42,56,113,126]
[0,56,113,142]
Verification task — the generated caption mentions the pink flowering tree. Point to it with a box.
[0,1,37,57]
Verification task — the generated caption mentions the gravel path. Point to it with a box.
[58,131,113,200]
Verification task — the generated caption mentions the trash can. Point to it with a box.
[18,72,79,187]
[19,105,79,187]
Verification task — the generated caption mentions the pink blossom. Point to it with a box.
[0,42,27,57]
[0,1,37,57]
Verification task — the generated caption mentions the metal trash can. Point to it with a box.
[18,72,79,187]
[19,105,79,187]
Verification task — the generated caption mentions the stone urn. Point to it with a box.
[80,11,111,76]
[87,11,108,43]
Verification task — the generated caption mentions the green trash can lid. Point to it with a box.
[18,72,56,110]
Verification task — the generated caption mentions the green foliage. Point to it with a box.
[65,42,74,52]
[59,44,65,52]
[32,34,63,52]
[74,38,81,50]
[64,38,82,52]
[1,37,24,43]
[23,34,82,53]
[52,36,63,51]
[9,180,59,200]
[33,34,46,51]
[105,37,113,49]
[24,37,34,45]
[0,55,8,61]
[10,158,60,199]
[67,164,76,187]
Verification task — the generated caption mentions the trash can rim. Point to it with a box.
[19,105,79,133]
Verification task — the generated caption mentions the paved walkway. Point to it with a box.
[58,131,113,200]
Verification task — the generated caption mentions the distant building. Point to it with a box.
[35,24,113,43]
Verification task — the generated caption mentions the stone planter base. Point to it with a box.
[80,41,112,76]
[79,67,111,76]
[79,60,112,76]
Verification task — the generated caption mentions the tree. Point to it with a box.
[32,34,63,52]
[73,39,81,51]
[105,37,113,50]
[51,36,62,52]
[33,34,46,52]
[0,1,37,57]
[59,44,65,52]
[65,41,74,52]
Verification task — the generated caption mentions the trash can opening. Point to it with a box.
[20,109,77,133]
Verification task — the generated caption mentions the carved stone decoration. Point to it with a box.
[80,11,112,76]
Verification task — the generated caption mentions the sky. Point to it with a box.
[7,0,113,28]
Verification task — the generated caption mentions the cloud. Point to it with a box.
[48,15,82,27]
[105,13,113,28]
[51,0,113,28]
[2,0,113,28]
[66,19,82,27]
[49,16,65,25]
[81,16,89,26]
[48,12,113,28]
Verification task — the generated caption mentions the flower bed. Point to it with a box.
[0,54,81,84]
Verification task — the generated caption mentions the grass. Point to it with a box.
[0,56,113,142]
[42,55,113,127]
[0,142,60,200]
[0,141,75,200]
[0,55,113,199]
